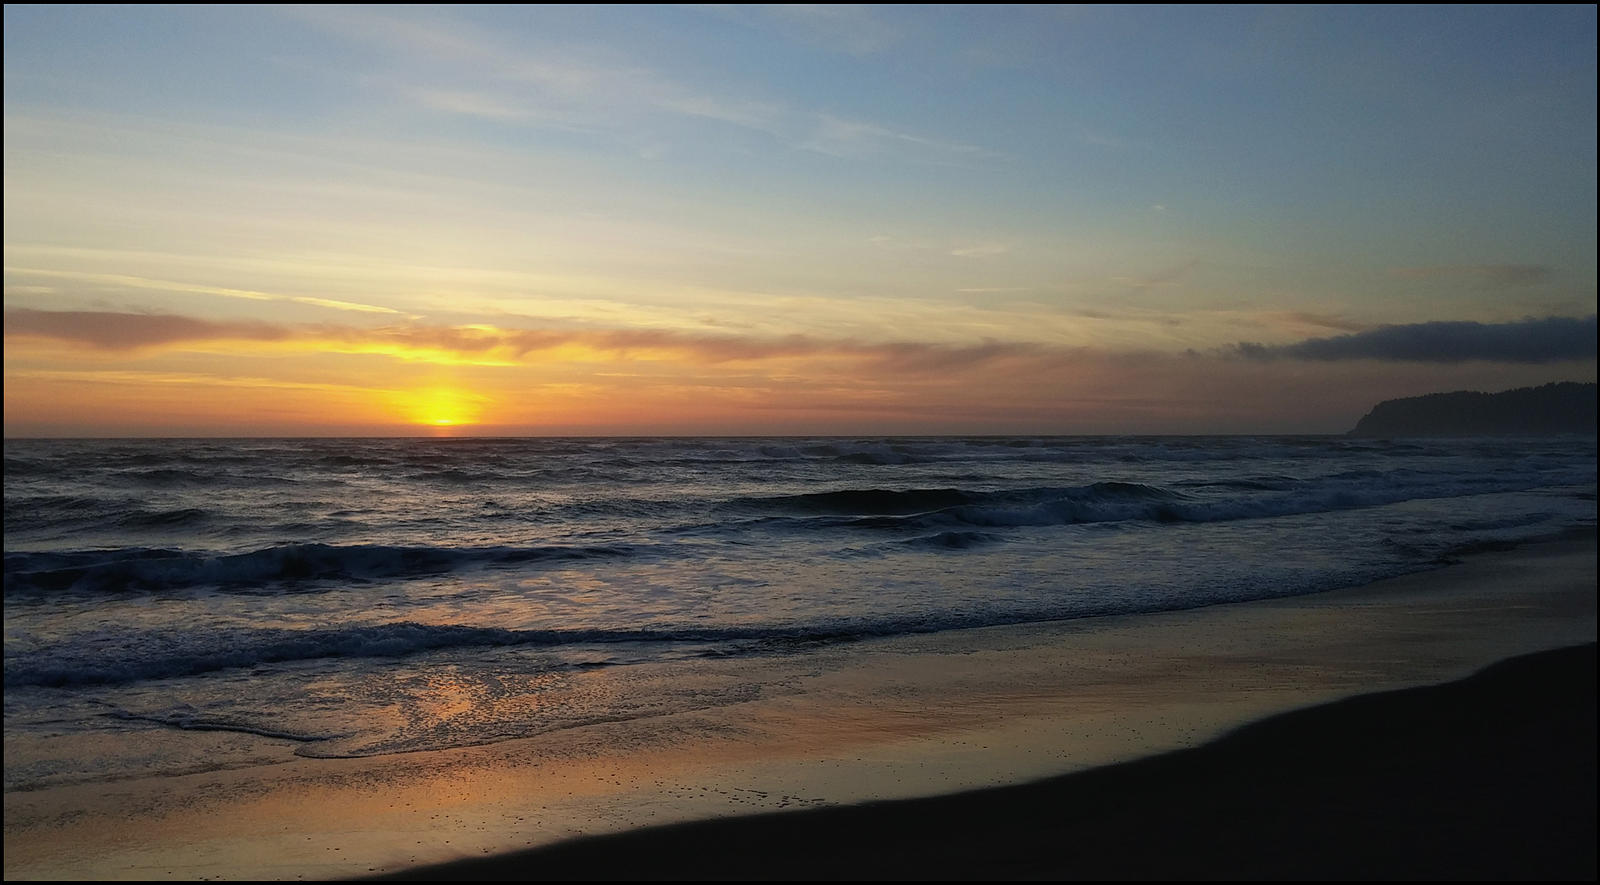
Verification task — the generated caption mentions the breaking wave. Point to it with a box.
[3,541,637,594]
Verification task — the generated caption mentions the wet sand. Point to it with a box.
[372,642,1598,880]
[4,536,1595,881]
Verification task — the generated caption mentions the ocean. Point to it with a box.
[4,435,1595,793]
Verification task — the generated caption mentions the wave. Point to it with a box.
[315,453,398,468]
[728,474,1590,534]
[5,494,129,528]
[402,468,490,483]
[117,468,227,486]
[718,481,1185,529]
[897,481,1189,529]
[2,620,876,688]
[1174,475,1301,492]
[102,707,331,742]
[736,487,983,514]
[2,541,637,594]
[898,530,1003,550]
[2,540,1433,690]
[727,482,1174,515]
[115,506,213,529]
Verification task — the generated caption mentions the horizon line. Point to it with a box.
[4,431,1368,441]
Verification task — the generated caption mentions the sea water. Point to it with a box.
[4,435,1594,790]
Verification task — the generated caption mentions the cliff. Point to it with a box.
[1348,382,1597,437]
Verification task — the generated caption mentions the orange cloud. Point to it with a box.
[5,310,292,350]
[3,309,1048,373]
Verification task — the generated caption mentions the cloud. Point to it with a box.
[1248,311,1377,336]
[949,243,1011,258]
[4,267,403,314]
[7,368,391,395]
[1110,258,1200,293]
[286,6,784,131]
[798,114,996,163]
[286,5,984,165]
[410,88,533,121]
[1389,264,1554,287]
[4,310,292,351]
[1234,315,1597,363]
[11,311,1593,436]
[2,309,1044,374]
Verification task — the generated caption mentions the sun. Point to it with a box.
[395,387,485,429]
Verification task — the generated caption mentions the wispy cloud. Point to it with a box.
[6,368,394,395]
[409,88,534,121]
[1111,258,1200,293]
[285,6,782,130]
[949,243,1011,258]
[1233,315,1597,363]
[285,5,988,164]
[797,113,998,162]
[1258,311,1376,335]
[3,267,403,315]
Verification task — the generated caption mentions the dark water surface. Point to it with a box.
[4,435,1594,788]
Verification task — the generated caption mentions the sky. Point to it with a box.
[4,4,1595,437]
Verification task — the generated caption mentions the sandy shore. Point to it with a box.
[5,535,1595,881]
[373,642,1598,881]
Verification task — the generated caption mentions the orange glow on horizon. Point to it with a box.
[394,387,486,428]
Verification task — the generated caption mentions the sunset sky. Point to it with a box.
[4,5,1595,436]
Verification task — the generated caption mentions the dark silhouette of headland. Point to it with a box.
[1348,382,1597,437]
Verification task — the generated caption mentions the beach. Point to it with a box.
[5,534,1594,881]
[375,642,1597,881]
